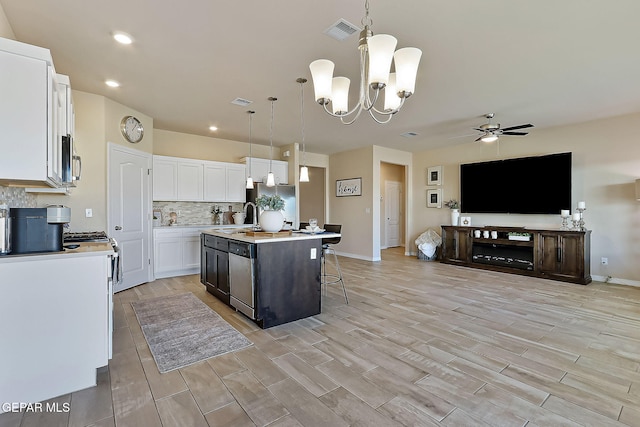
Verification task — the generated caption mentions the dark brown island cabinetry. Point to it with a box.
[441,226,591,284]
[201,234,230,304]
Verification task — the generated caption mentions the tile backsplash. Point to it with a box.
[153,201,245,226]
[0,186,37,208]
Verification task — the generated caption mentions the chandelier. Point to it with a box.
[309,0,422,125]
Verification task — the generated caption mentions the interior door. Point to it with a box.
[385,181,401,247]
[108,143,151,292]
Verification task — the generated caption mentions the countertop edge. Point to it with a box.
[201,229,340,244]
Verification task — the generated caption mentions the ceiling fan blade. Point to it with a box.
[474,136,483,142]
[501,124,533,131]
[502,131,528,136]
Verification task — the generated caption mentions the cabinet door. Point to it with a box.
[247,158,270,183]
[153,157,178,200]
[442,226,470,263]
[182,235,201,270]
[177,160,204,201]
[539,232,586,280]
[226,164,247,202]
[154,233,183,275]
[203,162,226,201]
[216,250,230,295]
[204,246,218,287]
[0,50,49,183]
[273,160,289,185]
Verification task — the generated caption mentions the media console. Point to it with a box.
[440,225,591,284]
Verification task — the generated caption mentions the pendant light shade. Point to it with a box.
[297,77,310,183]
[266,97,277,187]
[300,166,310,182]
[246,110,255,189]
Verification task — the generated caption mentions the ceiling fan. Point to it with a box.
[474,113,533,142]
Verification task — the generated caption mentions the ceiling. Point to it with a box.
[2,0,640,155]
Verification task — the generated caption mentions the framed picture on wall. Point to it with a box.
[336,177,362,197]
[427,189,442,208]
[427,166,442,186]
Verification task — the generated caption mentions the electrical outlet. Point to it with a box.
[601,257,608,265]
[310,248,317,259]
[85,208,93,218]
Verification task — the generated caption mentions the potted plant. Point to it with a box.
[256,194,285,232]
[444,199,460,226]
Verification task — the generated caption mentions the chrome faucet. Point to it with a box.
[244,202,258,229]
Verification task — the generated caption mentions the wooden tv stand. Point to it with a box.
[440,226,591,284]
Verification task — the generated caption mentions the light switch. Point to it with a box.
[310,248,317,259]
[85,208,93,218]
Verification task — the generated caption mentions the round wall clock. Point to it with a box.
[120,116,144,143]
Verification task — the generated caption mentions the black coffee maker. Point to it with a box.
[10,207,71,254]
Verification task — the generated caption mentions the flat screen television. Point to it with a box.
[460,152,572,214]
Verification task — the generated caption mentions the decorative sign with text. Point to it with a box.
[336,177,362,197]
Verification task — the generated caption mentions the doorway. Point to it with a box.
[380,162,406,249]
[299,166,326,227]
[107,143,152,292]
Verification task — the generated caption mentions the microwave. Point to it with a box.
[62,135,81,186]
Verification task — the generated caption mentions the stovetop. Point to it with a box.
[63,231,110,242]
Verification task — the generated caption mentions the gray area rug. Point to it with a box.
[131,292,252,373]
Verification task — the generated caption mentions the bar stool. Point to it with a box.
[321,224,348,304]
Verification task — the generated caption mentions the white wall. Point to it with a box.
[412,112,640,285]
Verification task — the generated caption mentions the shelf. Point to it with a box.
[473,237,533,247]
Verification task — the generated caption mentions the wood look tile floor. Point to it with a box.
[3,247,640,426]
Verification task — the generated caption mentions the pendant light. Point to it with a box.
[297,77,310,182]
[266,97,277,187]
[246,110,255,189]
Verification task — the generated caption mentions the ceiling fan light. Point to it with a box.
[384,73,401,111]
[394,47,422,97]
[309,59,334,103]
[331,76,350,115]
[481,133,499,143]
[367,34,397,87]
[300,166,310,182]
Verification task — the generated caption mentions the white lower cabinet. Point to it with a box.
[154,227,208,278]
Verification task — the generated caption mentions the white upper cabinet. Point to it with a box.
[0,38,63,187]
[57,74,74,138]
[177,159,204,201]
[225,164,247,202]
[243,157,288,185]
[203,162,226,201]
[152,156,178,200]
[153,155,246,203]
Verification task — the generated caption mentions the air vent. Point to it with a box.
[401,131,419,138]
[323,19,360,41]
[231,98,253,107]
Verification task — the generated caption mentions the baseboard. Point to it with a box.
[591,275,640,287]
[335,251,381,262]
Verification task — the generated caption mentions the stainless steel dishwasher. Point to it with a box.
[229,241,256,319]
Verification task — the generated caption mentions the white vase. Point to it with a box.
[451,209,460,226]
[259,210,284,232]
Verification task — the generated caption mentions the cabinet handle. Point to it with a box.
[115,225,123,231]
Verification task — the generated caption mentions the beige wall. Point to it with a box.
[411,112,640,284]
[38,91,153,232]
[153,129,277,163]
[0,4,15,39]
[329,146,374,260]
[300,166,325,226]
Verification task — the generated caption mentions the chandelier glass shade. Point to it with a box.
[309,0,422,124]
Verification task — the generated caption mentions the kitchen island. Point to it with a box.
[201,229,339,328]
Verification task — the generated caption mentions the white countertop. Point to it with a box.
[202,228,340,244]
[0,242,114,263]
[154,224,248,229]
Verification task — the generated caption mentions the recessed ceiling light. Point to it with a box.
[209,126,218,132]
[105,80,120,88]
[113,32,133,45]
